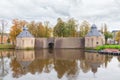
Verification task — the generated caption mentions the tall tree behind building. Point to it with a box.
[44,21,52,37]
[9,19,26,45]
[66,18,77,37]
[53,18,66,37]
[100,23,112,44]
[53,18,77,37]
[27,21,52,37]
[79,20,90,37]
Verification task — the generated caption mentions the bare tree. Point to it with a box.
[0,20,7,44]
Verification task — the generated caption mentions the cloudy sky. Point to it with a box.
[0,0,120,31]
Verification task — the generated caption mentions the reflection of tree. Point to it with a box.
[81,52,107,73]
[117,56,120,62]
[54,60,78,79]
[28,59,52,74]
[104,55,113,68]
[80,60,90,73]
[0,52,5,77]
[10,58,23,78]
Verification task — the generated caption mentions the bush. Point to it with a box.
[0,44,14,49]
[96,45,120,51]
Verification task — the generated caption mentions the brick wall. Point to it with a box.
[54,37,84,48]
[35,37,84,49]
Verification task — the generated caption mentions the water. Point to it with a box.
[0,49,120,80]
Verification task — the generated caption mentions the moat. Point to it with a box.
[0,49,120,80]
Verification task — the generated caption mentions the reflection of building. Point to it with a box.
[16,27,35,49]
[35,49,83,60]
[11,49,84,78]
[85,24,105,48]
[15,50,35,68]
[85,52,106,73]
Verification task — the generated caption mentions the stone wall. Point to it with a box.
[54,37,84,48]
[35,38,48,49]
[17,37,85,49]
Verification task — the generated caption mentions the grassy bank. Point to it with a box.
[96,45,120,51]
[0,44,15,49]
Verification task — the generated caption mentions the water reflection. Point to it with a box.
[0,49,120,80]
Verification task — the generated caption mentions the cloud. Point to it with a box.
[0,0,120,31]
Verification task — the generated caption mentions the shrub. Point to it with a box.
[96,45,120,51]
[0,44,14,49]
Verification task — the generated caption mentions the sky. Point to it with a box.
[0,0,120,32]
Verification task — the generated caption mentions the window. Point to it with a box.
[96,42,99,44]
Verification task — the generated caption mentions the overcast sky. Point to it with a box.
[0,0,120,32]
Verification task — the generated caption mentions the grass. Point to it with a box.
[96,45,120,51]
[0,44,15,49]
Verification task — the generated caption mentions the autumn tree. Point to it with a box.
[44,21,52,37]
[9,19,26,45]
[27,21,52,37]
[36,22,46,37]
[79,20,90,37]
[116,31,120,43]
[27,21,37,37]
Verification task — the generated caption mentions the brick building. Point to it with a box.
[85,24,105,48]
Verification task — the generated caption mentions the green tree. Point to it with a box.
[53,18,66,37]
[79,20,90,37]
[101,23,113,44]
[66,18,77,37]
[53,18,77,37]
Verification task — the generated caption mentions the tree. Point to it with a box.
[9,19,26,45]
[27,21,52,38]
[66,18,77,37]
[104,32,113,44]
[53,18,77,37]
[79,20,90,37]
[27,21,37,37]
[36,22,46,37]
[0,20,7,44]
[116,31,120,43]
[44,21,52,37]
[53,18,66,37]
[101,23,113,44]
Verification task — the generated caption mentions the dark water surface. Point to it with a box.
[0,49,120,80]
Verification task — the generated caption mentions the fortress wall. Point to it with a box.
[35,38,48,49]
[35,37,85,49]
[54,37,85,48]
